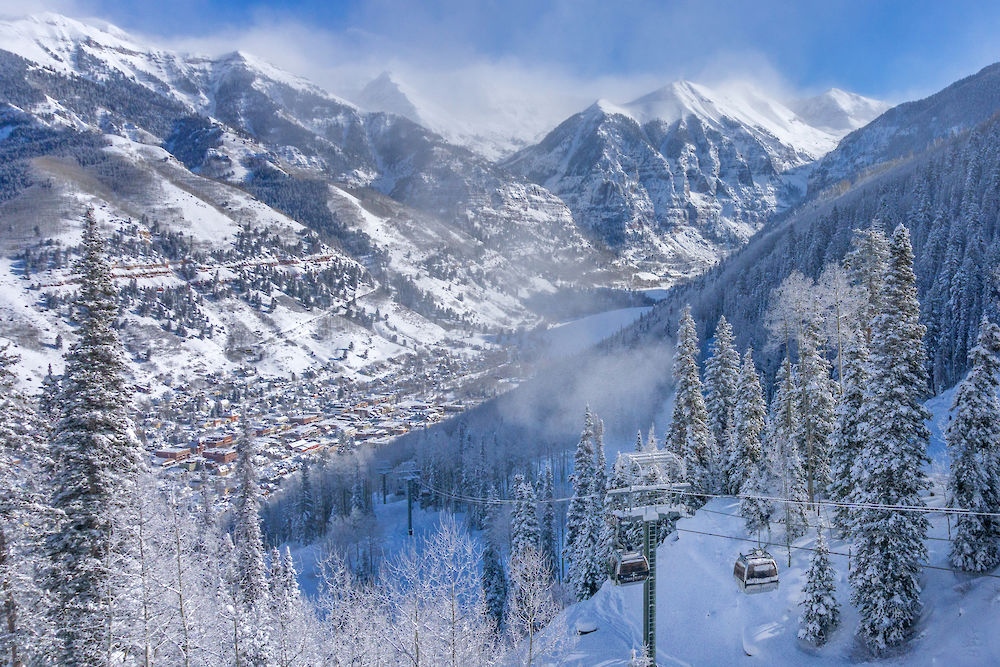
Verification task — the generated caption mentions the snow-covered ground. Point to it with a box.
[549,485,1000,666]
[542,388,995,666]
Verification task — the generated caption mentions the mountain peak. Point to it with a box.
[356,70,422,124]
[787,88,889,135]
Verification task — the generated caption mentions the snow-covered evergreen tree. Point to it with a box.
[0,348,49,665]
[850,224,931,652]
[511,475,540,556]
[727,348,767,494]
[828,331,870,533]
[565,408,598,600]
[536,465,557,572]
[770,356,810,540]
[946,319,1000,571]
[798,530,840,646]
[705,315,740,462]
[590,417,612,588]
[845,227,890,345]
[298,463,318,542]
[795,318,836,503]
[232,414,274,664]
[668,306,717,494]
[482,543,507,632]
[44,210,147,664]
[38,363,60,424]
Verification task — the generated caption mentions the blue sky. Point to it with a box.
[60,0,1000,100]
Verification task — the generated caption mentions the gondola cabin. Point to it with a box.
[733,548,779,594]
[611,551,650,586]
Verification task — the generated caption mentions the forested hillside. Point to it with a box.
[621,104,1000,392]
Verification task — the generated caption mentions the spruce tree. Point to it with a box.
[668,306,717,494]
[798,530,840,646]
[795,318,836,504]
[845,227,890,345]
[828,332,870,533]
[727,349,767,494]
[850,224,931,652]
[234,416,268,606]
[38,363,60,424]
[946,319,1000,571]
[770,356,810,540]
[511,475,540,557]
[44,211,147,664]
[565,409,596,600]
[481,543,507,632]
[705,315,740,466]
[536,465,557,572]
[739,457,773,539]
[0,348,49,666]
[232,415,274,664]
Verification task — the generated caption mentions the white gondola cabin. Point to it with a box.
[733,548,779,594]
[611,551,649,585]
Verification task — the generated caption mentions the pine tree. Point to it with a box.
[44,211,147,664]
[770,356,809,540]
[727,349,767,494]
[298,463,317,542]
[634,430,644,453]
[511,475,540,556]
[590,418,612,589]
[234,416,268,606]
[645,424,658,452]
[481,543,507,632]
[946,319,1000,571]
[798,530,840,646]
[668,306,717,494]
[795,318,836,504]
[38,363,60,424]
[845,227,890,345]
[705,315,740,476]
[232,415,274,665]
[565,409,596,600]
[536,465,557,572]
[850,224,931,652]
[828,332,870,533]
[0,348,49,666]
[739,457,773,539]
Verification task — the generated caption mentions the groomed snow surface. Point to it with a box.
[547,484,998,666]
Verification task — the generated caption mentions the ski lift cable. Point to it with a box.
[674,526,1000,581]
[420,480,996,578]
[696,507,957,543]
[415,478,1000,519]
[667,487,1000,519]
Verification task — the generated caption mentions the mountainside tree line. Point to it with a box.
[621,113,1000,393]
[609,223,1000,653]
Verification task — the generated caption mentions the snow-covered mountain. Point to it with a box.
[787,88,890,136]
[0,12,614,388]
[808,62,1000,195]
[504,81,885,278]
[355,71,424,126]
[350,69,548,160]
